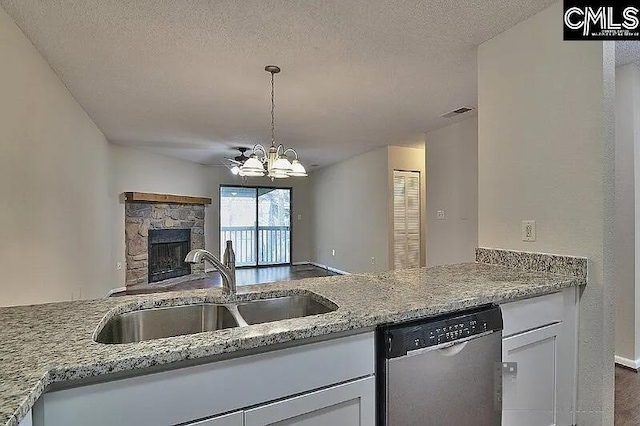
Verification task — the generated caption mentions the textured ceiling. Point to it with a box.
[1,0,557,167]
[616,41,640,67]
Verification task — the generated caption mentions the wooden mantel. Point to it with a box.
[124,192,212,205]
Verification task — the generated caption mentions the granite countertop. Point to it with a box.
[0,257,586,426]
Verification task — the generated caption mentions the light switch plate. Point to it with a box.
[522,220,536,242]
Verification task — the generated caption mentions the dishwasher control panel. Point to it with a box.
[383,305,503,358]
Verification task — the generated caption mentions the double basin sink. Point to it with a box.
[95,294,337,344]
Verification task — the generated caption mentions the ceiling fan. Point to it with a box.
[224,147,250,176]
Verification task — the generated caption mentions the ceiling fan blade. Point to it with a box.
[225,158,242,165]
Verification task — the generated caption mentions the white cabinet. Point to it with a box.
[501,288,578,426]
[244,376,375,426]
[502,322,562,426]
[35,333,375,426]
[187,412,243,426]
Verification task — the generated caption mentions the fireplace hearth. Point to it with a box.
[148,229,191,283]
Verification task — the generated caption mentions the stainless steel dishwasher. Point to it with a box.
[377,305,503,426]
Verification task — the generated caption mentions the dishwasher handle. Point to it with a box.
[437,340,468,357]
[402,330,494,358]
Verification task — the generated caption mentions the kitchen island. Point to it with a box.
[0,249,587,426]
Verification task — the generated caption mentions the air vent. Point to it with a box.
[440,106,474,119]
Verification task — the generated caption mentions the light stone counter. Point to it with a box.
[0,249,587,426]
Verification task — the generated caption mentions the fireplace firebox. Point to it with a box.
[148,229,191,283]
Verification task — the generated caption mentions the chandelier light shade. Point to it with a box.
[238,154,265,177]
[289,159,308,177]
[239,65,307,180]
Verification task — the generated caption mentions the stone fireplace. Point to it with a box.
[124,192,211,287]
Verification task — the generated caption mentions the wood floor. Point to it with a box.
[116,264,338,296]
[616,366,640,425]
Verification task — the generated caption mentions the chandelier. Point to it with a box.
[239,65,307,179]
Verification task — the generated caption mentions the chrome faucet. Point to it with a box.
[185,241,236,295]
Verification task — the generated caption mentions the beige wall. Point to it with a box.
[425,116,478,266]
[311,145,425,273]
[478,3,615,423]
[0,5,111,306]
[614,63,640,364]
[388,145,426,268]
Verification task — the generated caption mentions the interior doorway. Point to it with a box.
[220,186,292,267]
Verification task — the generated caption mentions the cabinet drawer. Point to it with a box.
[501,292,563,337]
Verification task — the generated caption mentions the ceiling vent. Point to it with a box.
[440,106,474,119]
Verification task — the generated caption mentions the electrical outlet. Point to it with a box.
[371,257,376,265]
[116,262,123,271]
[522,220,536,242]
[297,214,302,220]
[437,210,446,220]
[332,249,336,257]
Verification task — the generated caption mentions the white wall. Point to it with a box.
[478,3,615,423]
[425,116,478,266]
[614,63,640,365]
[0,5,111,306]
[311,145,425,273]
[310,146,390,273]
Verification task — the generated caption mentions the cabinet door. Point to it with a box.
[502,322,561,426]
[244,376,375,426]
[185,411,243,426]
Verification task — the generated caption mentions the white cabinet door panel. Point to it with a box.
[185,411,243,426]
[244,376,375,426]
[502,322,561,426]
[18,410,32,426]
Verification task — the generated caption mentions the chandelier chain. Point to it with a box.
[270,71,275,147]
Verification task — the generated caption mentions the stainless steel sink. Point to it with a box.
[94,304,239,344]
[235,294,336,325]
[95,294,337,344]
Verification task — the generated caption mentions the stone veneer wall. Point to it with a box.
[125,202,205,286]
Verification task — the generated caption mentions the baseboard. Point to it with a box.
[615,355,640,370]
[309,262,350,275]
[106,286,127,297]
[292,261,311,266]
